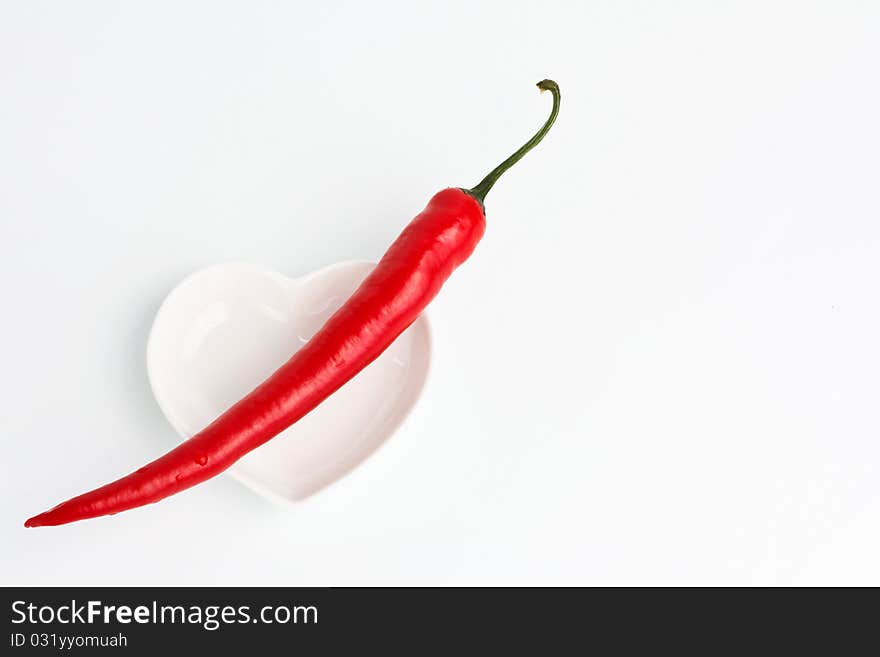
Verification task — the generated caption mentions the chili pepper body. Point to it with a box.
[25,189,484,526]
[25,80,559,527]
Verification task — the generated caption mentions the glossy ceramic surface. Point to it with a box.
[146,261,431,503]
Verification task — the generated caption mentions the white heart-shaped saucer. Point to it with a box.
[146,261,431,504]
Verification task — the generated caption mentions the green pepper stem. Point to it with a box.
[465,79,560,205]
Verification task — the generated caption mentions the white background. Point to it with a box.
[2,1,879,586]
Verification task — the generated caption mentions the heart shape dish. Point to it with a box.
[146,261,431,503]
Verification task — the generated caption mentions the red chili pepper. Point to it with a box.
[25,80,560,527]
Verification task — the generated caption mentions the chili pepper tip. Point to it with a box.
[24,510,56,527]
